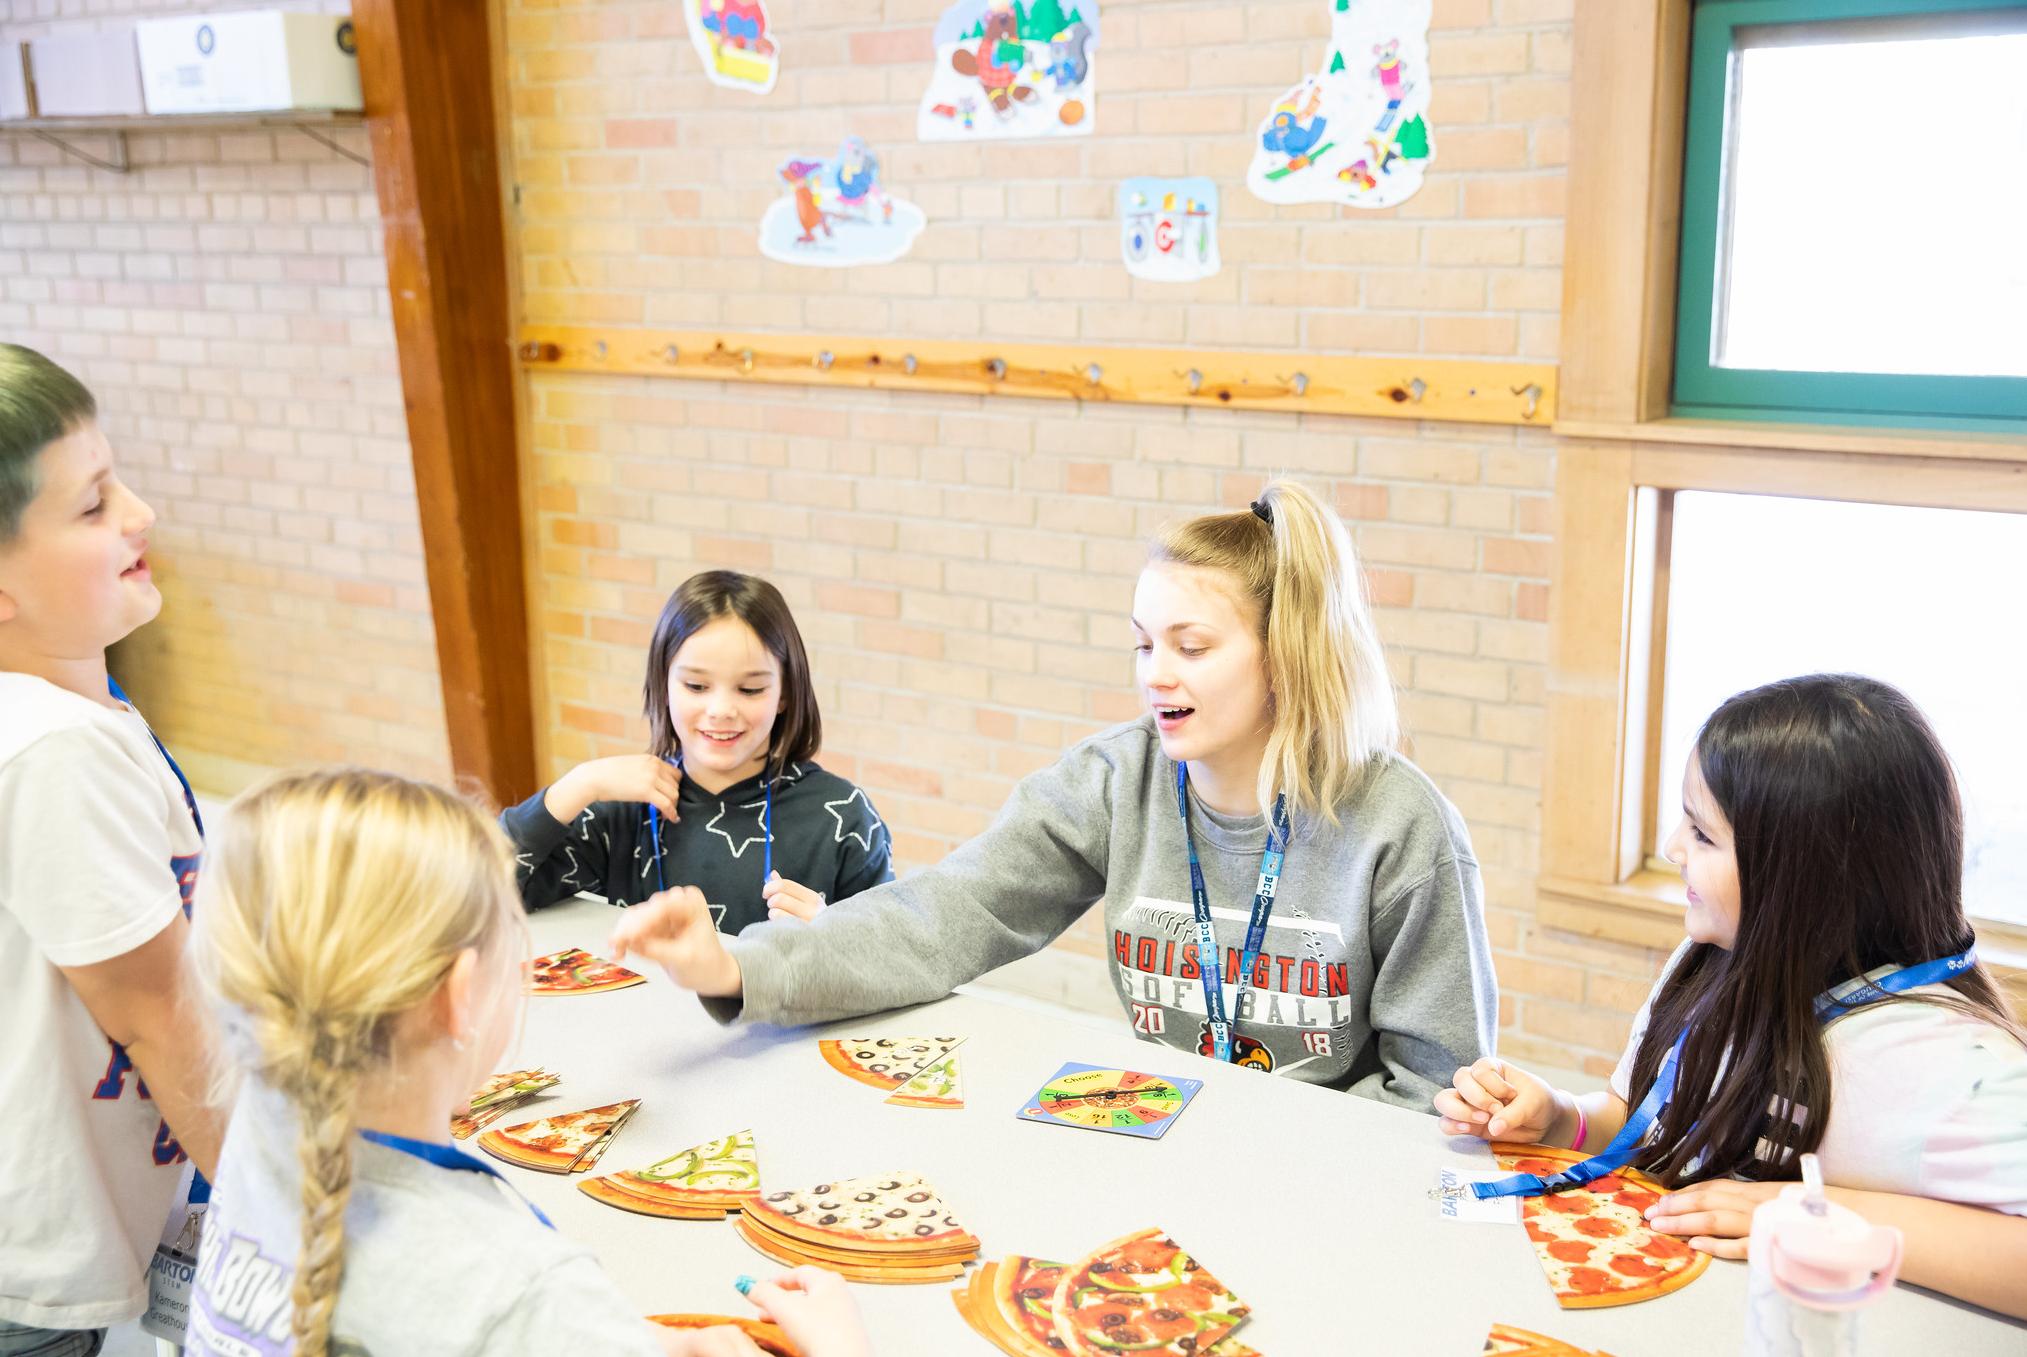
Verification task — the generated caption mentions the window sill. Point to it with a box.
[1538,873,2027,1016]
[1554,417,2027,463]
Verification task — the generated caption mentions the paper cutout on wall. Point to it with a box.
[686,0,778,95]
[758,137,927,267]
[1118,177,1220,283]
[1246,0,1435,209]
[917,0,1099,141]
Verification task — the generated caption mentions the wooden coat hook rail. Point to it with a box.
[515,326,1559,428]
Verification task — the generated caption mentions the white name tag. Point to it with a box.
[1433,1166,1521,1224]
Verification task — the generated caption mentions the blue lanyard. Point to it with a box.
[360,1128,555,1229]
[107,676,204,839]
[647,754,772,898]
[1174,763,1289,1065]
[1470,949,1978,1200]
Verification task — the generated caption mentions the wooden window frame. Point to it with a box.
[1673,0,2027,427]
[1550,0,2027,1004]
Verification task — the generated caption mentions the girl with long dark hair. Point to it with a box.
[1438,675,2027,1318]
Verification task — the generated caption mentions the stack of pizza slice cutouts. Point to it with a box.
[476,1099,641,1174]
[735,1171,980,1284]
[1481,1321,1621,1356]
[647,1314,799,1356]
[951,1230,1255,1357]
[527,947,646,995]
[818,1034,967,1110]
[450,1067,560,1140]
[1490,1142,1710,1309]
[580,1129,761,1220]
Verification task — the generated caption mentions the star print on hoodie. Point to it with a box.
[501,760,893,935]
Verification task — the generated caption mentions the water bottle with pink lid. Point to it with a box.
[1744,1153,1905,1356]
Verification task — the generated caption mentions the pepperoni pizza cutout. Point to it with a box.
[1491,1142,1710,1309]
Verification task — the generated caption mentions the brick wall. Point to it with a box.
[0,0,452,790]
[504,0,1673,1078]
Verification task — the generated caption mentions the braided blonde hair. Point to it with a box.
[1150,478,1399,823]
[194,769,524,1357]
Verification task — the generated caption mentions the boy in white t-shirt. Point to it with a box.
[0,345,222,1355]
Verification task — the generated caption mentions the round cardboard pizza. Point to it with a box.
[1491,1142,1711,1309]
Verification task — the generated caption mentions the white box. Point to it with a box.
[0,43,31,120]
[27,29,147,117]
[136,12,362,115]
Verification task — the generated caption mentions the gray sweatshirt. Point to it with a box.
[716,717,1498,1109]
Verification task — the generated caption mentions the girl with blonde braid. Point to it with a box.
[185,768,867,1357]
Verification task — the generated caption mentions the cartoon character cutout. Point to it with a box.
[757,138,926,268]
[919,0,1101,140]
[686,0,778,94]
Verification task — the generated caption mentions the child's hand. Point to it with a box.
[1434,1057,1564,1143]
[547,754,683,824]
[762,873,826,923]
[649,1324,766,1356]
[609,887,742,997]
[742,1267,871,1357]
[1645,1179,1783,1258]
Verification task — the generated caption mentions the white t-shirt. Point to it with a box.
[0,673,205,1328]
[1612,941,2027,1214]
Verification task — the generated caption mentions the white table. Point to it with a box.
[516,899,2025,1355]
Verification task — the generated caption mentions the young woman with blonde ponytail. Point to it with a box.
[185,768,869,1357]
[612,480,1498,1106]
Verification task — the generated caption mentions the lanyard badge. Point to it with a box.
[1175,763,1290,1065]
[361,1128,555,1228]
[1464,949,1978,1201]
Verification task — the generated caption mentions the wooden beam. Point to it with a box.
[1559,0,1693,424]
[354,0,536,806]
[516,324,1561,429]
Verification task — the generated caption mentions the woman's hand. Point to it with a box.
[1646,1179,1785,1258]
[1434,1057,1569,1144]
[547,754,683,824]
[742,1267,871,1357]
[762,873,826,923]
[609,887,742,997]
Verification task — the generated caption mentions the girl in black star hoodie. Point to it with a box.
[502,571,892,934]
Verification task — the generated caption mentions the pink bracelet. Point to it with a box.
[1570,1102,1589,1153]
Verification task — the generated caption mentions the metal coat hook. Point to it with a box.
[986,357,1007,380]
[1085,363,1103,385]
[1184,368,1203,395]
[1511,382,1542,420]
[815,350,834,371]
[903,353,919,375]
[593,340,608,360]
[1278,372,1310,397]
[662,344,680,364]
[740,347,756,374]
[1408,377,1427,403]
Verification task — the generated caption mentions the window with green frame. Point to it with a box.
[1673,0,2027,428]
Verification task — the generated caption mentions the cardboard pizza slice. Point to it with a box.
[580,1129,761,1217]
[733,1215,969,1285]
[818,1035,965,1091]
[744,1171,978,1255]
[1050,1228,1250,1357]
[1490,1142,1710,1310]
[476,1099,641,1174]
[1482,1321,1597,1356]
[885,1049,964,1110]
[648,1314,800,1356]
[451,1068,560,1140]
[741,1208,978,1267]
[528,947,646,995]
